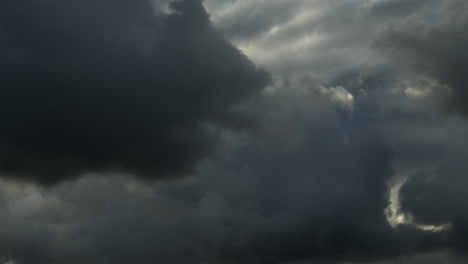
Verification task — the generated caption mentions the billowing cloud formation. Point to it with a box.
[1,0,468,263]
[375,1,468,253]
[0,0,269,184]
[375,0,468,114]
[0,82,437,264]
[400,147,468,252]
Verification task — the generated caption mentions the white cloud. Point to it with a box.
[320,86,355,112]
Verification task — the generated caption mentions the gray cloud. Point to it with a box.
[373,2,468,255]
[374,0,468,115]
[205,0,437,80]
[0,0,468,263]
[400,146,468,253]
[0,79,442,264]
[0,0,269,185]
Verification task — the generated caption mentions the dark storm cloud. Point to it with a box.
[1,0,468,264]
[332,67,468,175]
[375,2,468,254]
[0,80,442,264]
[355,253,467,264]
[400,147,468,253]
[374,0,468,115]
[0,0,269,184]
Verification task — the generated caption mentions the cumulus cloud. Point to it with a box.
[0,0,269,184]
[400,146,468,252]
[374,0,468,115]
[0,0,468,263]
[0,83,432,264]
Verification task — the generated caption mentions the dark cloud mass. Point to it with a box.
[1,0,468,264]
[0,0,269,184]
[400,148,468,252]
[0,78,445,264]
[0,85,422,264]
[375,2,468,254]
[375,0,468,115]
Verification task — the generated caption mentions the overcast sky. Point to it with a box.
[0,0,467,263]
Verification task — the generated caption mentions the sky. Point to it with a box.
[0,0,467,263]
